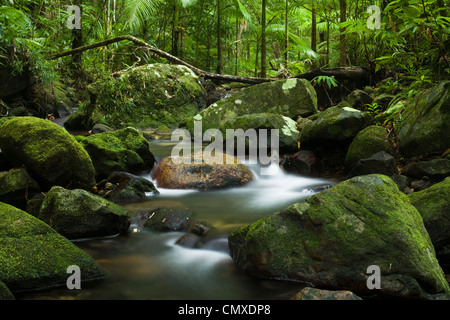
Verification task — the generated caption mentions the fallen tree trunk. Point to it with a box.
[50,35,372,85]
[294,66,371,82]
[50,35,272,84]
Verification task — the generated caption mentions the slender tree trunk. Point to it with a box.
[180,14,186,60]
[284,0,289,68]
[339,0,347,67]
[326,19,330,67]
[195,0,205,66]
[311,2,317,69]
[235,18,239,76]
[260,0,267,78]
[216,0,223,74]
[172,2,180,57]
[72,0,83,66]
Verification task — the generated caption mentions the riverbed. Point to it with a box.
[17,139,336,300]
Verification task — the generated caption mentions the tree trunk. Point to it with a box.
[339,0,347,67]
[284,0,289,68]
[72,0,83,66]
[172,2,180,57]
[311,2,317,69]
[260,0,267,78]
[217,0,222,74]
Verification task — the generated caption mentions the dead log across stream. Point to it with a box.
[50,35,371,85]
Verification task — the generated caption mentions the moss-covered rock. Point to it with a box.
[65,63,207,130]
[38,186,131,240]
[0,167,40,209]
[408,178,450,253]
[402,158,450,181]
[0,117,96,191]
[181,78,317,135]
[228,174,450,299]
[153,152,253,191]
[76,127,156,180]
[300,105,372,147]
[96,171,159,203]
[398,81,450,157]
[220,113,299,153]
[0,202,106,292]
[347,151,398,178]
[346,89,373,110]
[345,125,395,169]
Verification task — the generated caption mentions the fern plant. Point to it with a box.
[311,75,338,89]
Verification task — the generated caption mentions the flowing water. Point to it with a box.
[18,139,337,300]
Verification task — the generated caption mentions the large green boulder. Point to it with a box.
[38,186,131,240]
[76,127,156,180]
[228,174,450,299]
[300,104,372,147]
[345,125,395,169]
[181,78,317,135]
[0,202,106,292]
[398,81,450,157]
[65,63,207,130]
[408,178,450,254]
[0,117,96,191]
[220,113,300,153]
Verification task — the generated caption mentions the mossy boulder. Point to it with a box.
[65,63,207,130]
[0,202,106,292]
[300,105,372,147]
[76,127,156,180]
[228,174,450,299]
[0,167,40,209]
[153,152,253,191]
[398,81,450,157]
[38,186,131,240]
[96,171,159,203]
[346,89,373,110]
[220,113,299,153]
[347,151,398,178]
[402,158,450,181]
[408,178,450,254]
[0,117,96,191]
[181,78,317,135]
[345,125,395,169]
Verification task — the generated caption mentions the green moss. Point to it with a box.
[0,117,96,191]
[228,174,450,299]
[408,179,450,249]
[300,106,372,145]
[345,125,395,168]
[398,81,450,157]
[77,127,155,180]
[66,64,206,130]
[181,78,317,136]
[0,202,106,291]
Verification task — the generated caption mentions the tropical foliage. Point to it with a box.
[0,0,448,85]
